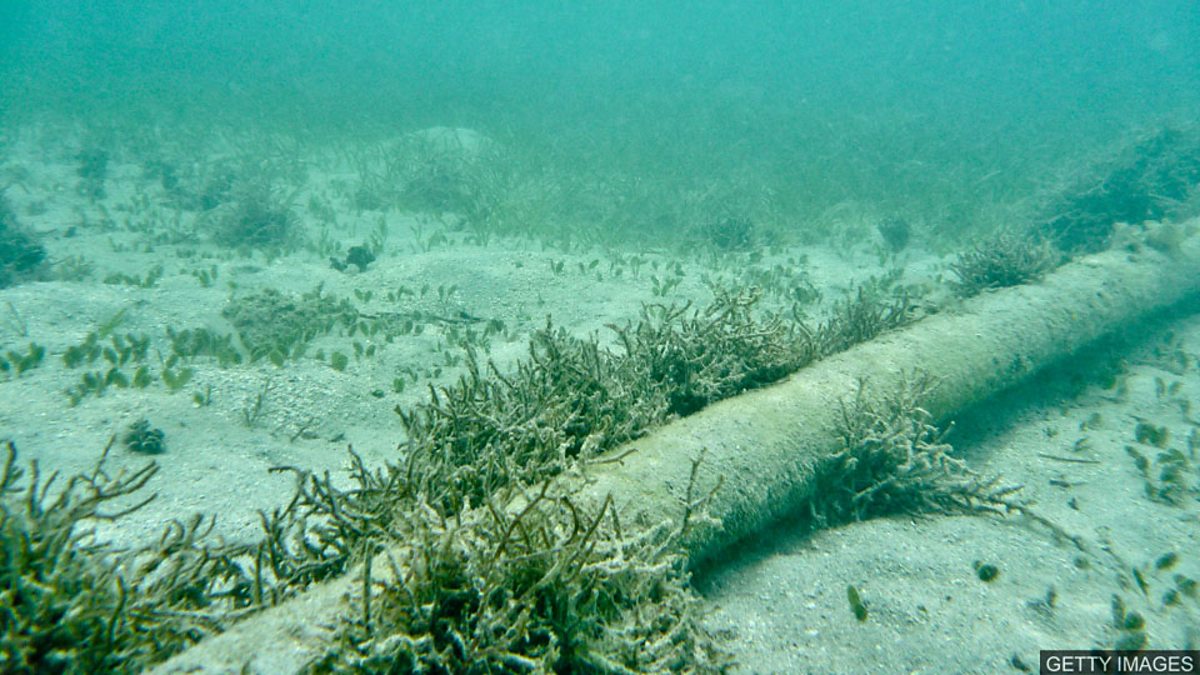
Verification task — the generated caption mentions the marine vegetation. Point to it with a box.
[385,129,505,225]
[810,375,1021,525]
[0,441,259,672]
[329,244,376,273]
[948,231,1057,297]
[210,183,301,252]
[222,286,358,365]
[390,285,877,513]
[0,343,45,379]
[876,217,911,253]
[122,418,166,454]
[1037,126,1200,253]
[696,214,756,252]
[76,148,109,201]
[289,458,727,672]
[156,161,236,212]
[815,277,913,354]
[0,279,923,672]
[0,194,47,289]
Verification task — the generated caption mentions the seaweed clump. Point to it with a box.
[395,287,821,512]
[154,161,235,212]
[0,195,47,289]
[949,232,1057,297]
[222,286,358,364]
[696,215,755,252]
[619,288,818,417]
[122,418,166,454]
[1037,126,1200,253]
[815,277,913,355]
[297,470,726,673]
[377,283,916,517]
[329,244,375,273]
[877,217,911,253]
[387,128,504,225]
[0,441,260,672]
[809,375,1019,525]
[210,184,300,252]
[76,149,109,201]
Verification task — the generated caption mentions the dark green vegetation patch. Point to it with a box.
[809,375,1020,527]
[1,343,45,379]
[122,418,166,454]
[876,217,912,253]
[302,469,725,672]
[0,441,258,672]
[949,231,1057,297]
[358,130,504,225]
[847,585,869,623]
[695,214,756,252]
[0,194,47,289]
[1037,126,1200,253]
[974,561,1000,583]
[222,287,358,365]
[210,183,301,252]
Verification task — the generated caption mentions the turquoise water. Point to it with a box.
[4,1,1197,241]
[2,3,1200,672]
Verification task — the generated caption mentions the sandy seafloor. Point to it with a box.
[2,128,1198,673]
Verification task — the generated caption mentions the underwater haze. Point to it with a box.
[3,1,1198,239]
[4,2,1200,673]
[5,1,1199,122]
